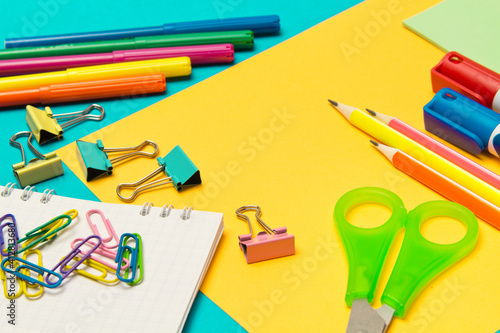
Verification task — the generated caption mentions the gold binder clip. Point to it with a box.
[10,131,64,187]
[26,104,105,145]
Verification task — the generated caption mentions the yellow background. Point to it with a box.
[57,0,500,331]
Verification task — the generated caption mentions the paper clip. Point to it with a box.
[17,209,77,254]
[26,104,105,145]
[46,235,102,286]
[116,145,201,202]
[10,131,64,187]
[70,236,129,271]
[86,209,119,249]
[63,257,119,284]
[1,258,23,299]
[115,233,143,285]
[1,255,62,289]
[76,139,159,181]
[20,250,44,298]
[0,214,19,256]
[235,205,295,264]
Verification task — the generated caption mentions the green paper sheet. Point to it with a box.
[403,0,500,73]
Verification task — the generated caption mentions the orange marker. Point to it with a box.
[0,74,166,108]
[372,140,500,229]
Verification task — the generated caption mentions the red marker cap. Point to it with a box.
[431,51,500,112]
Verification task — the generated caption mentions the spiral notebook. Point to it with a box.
[0,184,224,333]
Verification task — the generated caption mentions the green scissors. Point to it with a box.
[334,187,479,333]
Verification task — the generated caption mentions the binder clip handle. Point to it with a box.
[116,165,172,202]
[236,205,276,236]
[51,104,105,130]
[10,131,45,166]
[104,140,159,165]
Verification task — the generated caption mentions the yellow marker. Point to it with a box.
[329,100,500,208]
[0,57,191,91]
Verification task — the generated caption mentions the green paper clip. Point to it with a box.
[117,233,143,286]
[116,145,201,202]
[26,104,105,145]
[17,209,77,254]
[10,131,64,187]
[76,139,159,181]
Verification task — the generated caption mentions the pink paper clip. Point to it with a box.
[70,237,129,271]
[236,206,295,264]
[86,209,119,249]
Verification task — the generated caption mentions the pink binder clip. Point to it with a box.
[236,205,295,264]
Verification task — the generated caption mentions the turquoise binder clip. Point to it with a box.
[26,104,105,145]
[76,139,159,181]
[10,131,64,187]
[116,145,201,202]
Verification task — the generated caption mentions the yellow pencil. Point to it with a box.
[329,100,500,207]
[0,57,191,91]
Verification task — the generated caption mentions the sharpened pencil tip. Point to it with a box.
[366,109,376,116]
[328,99,338,106]
[370,140,379,146]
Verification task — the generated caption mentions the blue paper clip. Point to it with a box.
[1,256,63,289]
[115,233,143,285]
[0,214,19,256]
[46,235,102,286]
[116,145,201,202]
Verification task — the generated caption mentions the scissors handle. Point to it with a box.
[381,201,478,317]
[334,187,406,306]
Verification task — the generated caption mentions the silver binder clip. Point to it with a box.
[26,104,105,145]
[10,131,64,187]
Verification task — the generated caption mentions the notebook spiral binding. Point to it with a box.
[1,182,57,204]
[2,182,193,218]
[140,202,192,220]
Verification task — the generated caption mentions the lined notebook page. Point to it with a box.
[0,185,224,333]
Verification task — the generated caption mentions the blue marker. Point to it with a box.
[4,15,280,48]
[424,87,500,157]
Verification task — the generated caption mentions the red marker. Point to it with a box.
[431,51,500,112]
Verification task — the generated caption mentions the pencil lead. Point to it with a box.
[370,140,379,146]
[366,108,377,116]
[328,99,338,106]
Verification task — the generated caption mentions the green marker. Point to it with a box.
[0,30,254,60]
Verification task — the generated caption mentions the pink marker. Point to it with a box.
[366,108,500,191]
[0,44,234,77]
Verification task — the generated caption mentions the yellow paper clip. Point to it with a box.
[10,131,64,187]
[20,250,44,298]
[64,257,119,285]
[18,209,78,254]
[26,104,105,145]
[1,258,22,299]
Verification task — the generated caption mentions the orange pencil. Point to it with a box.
[372,140,500,229]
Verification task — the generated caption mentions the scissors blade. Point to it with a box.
[346,299,388,333]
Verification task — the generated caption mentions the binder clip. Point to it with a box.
[424,88,500,157]
[116,145,201,202]
[26,104,105,145]
[431,51,500,112]
[235,205,295,264]
[76,139,159,181]
[10,131,64,187]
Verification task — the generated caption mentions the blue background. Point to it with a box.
[0,1,362,331]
